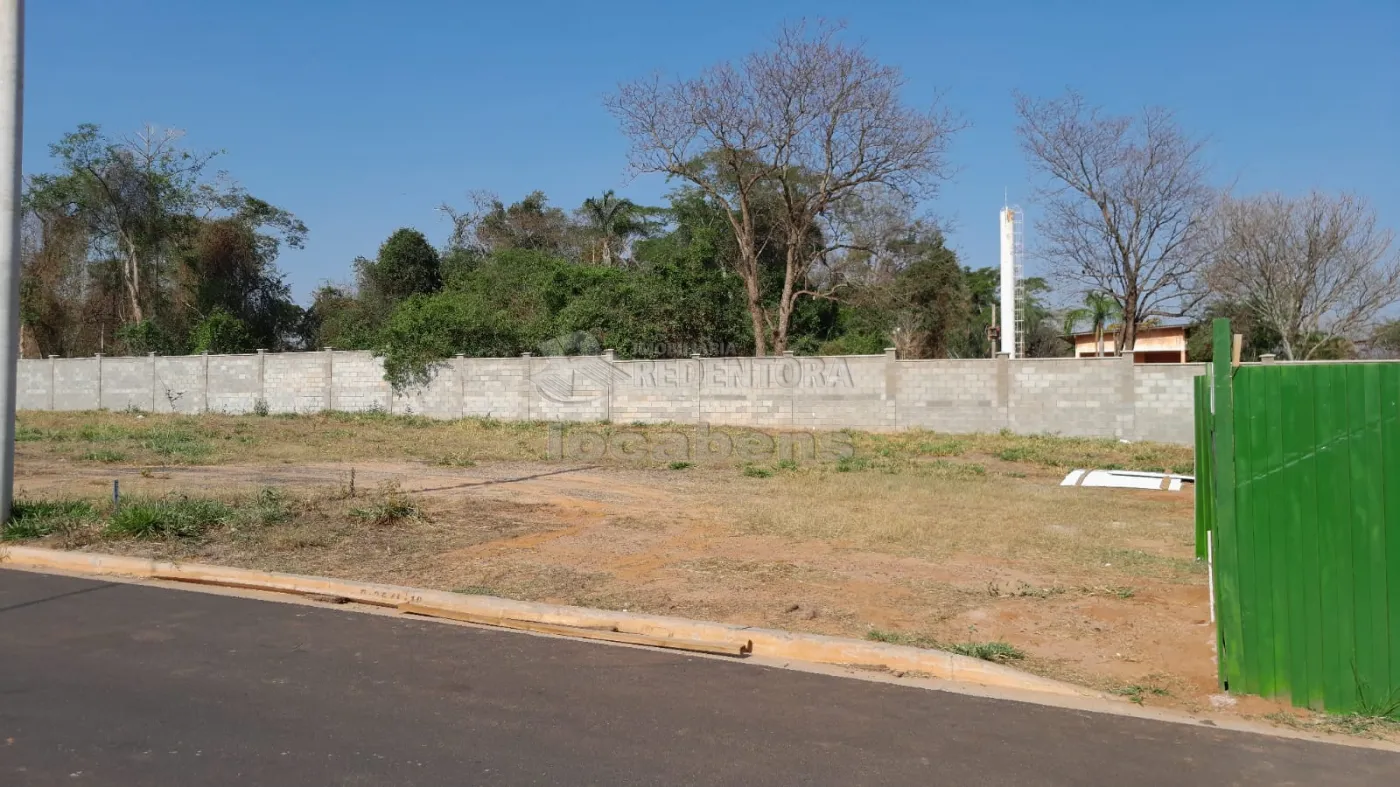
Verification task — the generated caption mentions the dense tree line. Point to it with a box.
[21,23,1398,389]
[310,188,1065,388]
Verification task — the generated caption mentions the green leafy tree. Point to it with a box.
[114,319,180,355]
[359,228,442,303]
[1062,292,1122,357]
[25,124,217,323]
[578,190,654,266]
[189,308,255,354]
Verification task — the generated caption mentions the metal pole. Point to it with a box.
[0,1,23,521]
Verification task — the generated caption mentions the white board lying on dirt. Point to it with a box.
[1060,469,1194,492]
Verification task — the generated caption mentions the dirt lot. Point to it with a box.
[8,410,1391,739]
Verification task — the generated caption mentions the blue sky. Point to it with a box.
[25,0,1399,303]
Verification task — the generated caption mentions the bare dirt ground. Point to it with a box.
[10,410,1389,739]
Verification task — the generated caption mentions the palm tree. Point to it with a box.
[1062,292,1122,357]
[579,191,647,266]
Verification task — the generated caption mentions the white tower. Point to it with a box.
[999,206,1018,358]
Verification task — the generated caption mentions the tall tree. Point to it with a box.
[1014,90,1215,353]
[606,21,959,355]
[577,190,651,266]
[23,124,306,354]
[1205,191,1400,360]
[359,227,442,303]
[25,124,217,323]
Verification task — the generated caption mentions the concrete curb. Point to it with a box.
[0,545,1099,698]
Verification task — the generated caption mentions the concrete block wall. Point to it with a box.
[1009,358,1134,438]
[99,357,152,412]
[207,356,262,414]
[153,357,206,414]
[895,357,1007,433]
[16,350,1208,444]
[1133,364,1206,444]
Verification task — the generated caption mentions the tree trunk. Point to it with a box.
[1120,301,1137,358]
[772,242,800,355]
[123,238,144,322]
[741,255,767,357]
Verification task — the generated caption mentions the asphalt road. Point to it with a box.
[0,571,1394,786]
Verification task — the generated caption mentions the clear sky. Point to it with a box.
[25,0,1400,303]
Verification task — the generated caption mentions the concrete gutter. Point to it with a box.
[0,545,1098,699]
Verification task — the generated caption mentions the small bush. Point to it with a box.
[350,482,420,526]
[668,461,692,471]
[776,459,799,471]
[434,453,476,468]
[742,465,773,479]
[252,398,270,417]
[106,497,232,539]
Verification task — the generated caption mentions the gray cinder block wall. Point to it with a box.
[19,350,1207,444]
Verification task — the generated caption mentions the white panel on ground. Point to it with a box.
[1063,469,1196,491]
[1060,469,1086,487]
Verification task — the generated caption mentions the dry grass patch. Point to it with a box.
[729,471,1198,581]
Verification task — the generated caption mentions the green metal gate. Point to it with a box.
[1199,318,1400,714]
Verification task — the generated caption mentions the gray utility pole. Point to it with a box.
[0,0,23,521]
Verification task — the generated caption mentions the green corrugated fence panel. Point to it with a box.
[1382,364,1400,708]
[1193,375,1212,561]
[1219,353,1400,715]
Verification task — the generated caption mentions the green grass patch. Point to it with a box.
[916,439,966,457]
[668,461,692,470]
[2,499,99,541]
[742,465,773,478]
[945,641,1026,663]
[865,630,940,649]
[79,449,128,463]
[1113,684,1171,705]
[106,496,233,539]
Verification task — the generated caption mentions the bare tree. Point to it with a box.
[1206,191,1400,360]
[606,21,959,355]
[1015,90,1215,353]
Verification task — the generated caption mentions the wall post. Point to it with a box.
[256,349,267,411]
[47,354,55,410]
[455,353,466,419]
[149,352,157,412]
[323,348,334,413]
[602,349,615,423]
[522,352,533,421]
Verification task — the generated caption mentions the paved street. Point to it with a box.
[0,570,1394,786]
